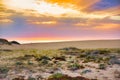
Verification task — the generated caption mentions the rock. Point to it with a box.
[109,58,120,65]
[81,70,92,74]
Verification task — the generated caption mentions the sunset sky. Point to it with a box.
[0,0,120,43]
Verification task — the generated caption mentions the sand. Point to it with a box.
[0,40,120,50]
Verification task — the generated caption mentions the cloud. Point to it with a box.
[93,6,120,15]
[25,13,120,32]
[0,19,13,23]
[94,23,120,30]
[1,0,111,20]
[1,0,120,27]
[45,0,100,10]
[0,0,16,24]
[110,16,120,20]
[85,5,120,21]
[29,21,57,25]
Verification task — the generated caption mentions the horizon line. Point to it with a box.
[21,39,120,44]
[1,38,120,44]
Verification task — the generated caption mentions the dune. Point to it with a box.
[0,39,120,50]
[0,39,120,80]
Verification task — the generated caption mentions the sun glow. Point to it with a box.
[2,0,78,15]
[31,21,57,25]
[35,1,79,15]
[2,0,36,10]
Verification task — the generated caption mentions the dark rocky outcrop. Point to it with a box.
[10,41,20,45]
[0,38,20,45]
[0,38,10,45]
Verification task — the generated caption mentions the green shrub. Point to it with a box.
[35,55,51,62]
[27,61,33,65]
[116,49,120,54]
[79,54,87,58]
[99,49,110,54]
[0,67,9,74]
[83,59,90,63]
[28,77,36,80]
[39,59,49,65]
[99,64,106,69]
[47,74,91,80]
[68,63,80,71]
[59,47,80,53]
[42,59,48,65]
[103,57,110,63]
[15,61,24,65]
[49,73,63,79]
[83,56,96,63]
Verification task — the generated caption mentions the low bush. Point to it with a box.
[49,73,63,79]
[98,64,106,70]
[68,63,80,71]
[0,67,9,74]
[47,74,91,80]
[36,56,51,61]
[15,61,24,65]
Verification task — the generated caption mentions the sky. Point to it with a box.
[0,0,120,43]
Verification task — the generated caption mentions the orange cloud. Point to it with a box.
[0,0,13,24]
[110,15,120,21]
[45,0,100,10]
[0,11,13,24]
[94,23,120,30]
[1,0,120,26]
[0,19,13,23]
[74,18,120,31]
[30,21,57,25]
[1,0,109,19]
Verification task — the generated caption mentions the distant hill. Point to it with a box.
[0,38,10,45]
[0,38,20,45]
[10,41,20,45]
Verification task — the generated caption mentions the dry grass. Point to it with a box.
[0,47,120,80]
